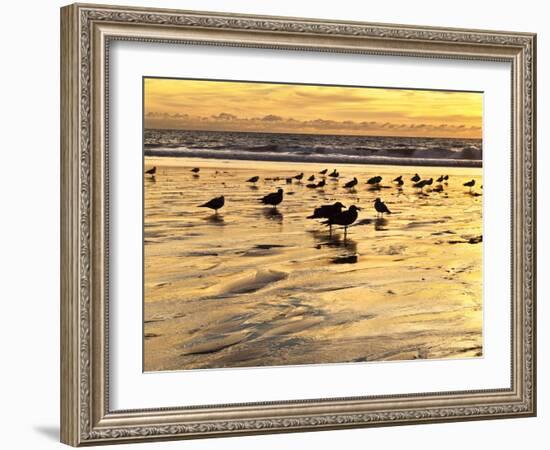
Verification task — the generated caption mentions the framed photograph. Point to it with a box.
[60,3,536,446]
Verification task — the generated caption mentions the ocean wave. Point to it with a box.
[144,129,482,167]
[144,147,481,168]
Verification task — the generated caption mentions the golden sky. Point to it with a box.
[144,78,482,139]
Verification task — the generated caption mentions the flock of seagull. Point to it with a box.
[145,165,479,240]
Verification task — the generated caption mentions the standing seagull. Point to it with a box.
[260,188,284,208]
[145,166,157,177]
[319,169,328,175]
[463,179,476,192]
[374,198,391,217]
[367,175,382,186]
[307,201,346,234]
[293,173,304,182]
[393,175,404,186]
[413,178,433,193]
[191,167,200,174]
[247,176,260,184]
[328,169,340,179]
[344,177,358,189]
[307,202,346,220]
[411,173,421,183]
[324,205,361,240]
[198,195,224,214]
[307,174,315,182]
[436,175,445,183]
[316,179,326,188]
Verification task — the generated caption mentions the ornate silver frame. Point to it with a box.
[60,3,536,446]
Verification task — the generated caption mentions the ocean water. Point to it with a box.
[144,129,482,167]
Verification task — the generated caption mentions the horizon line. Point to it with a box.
[143,127,483,141]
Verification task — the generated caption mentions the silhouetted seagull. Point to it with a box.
[413,178,433,192]
[319,169,328,175]
[344,177,358,189]
[307,201,346,234]
[308,174,315,182]
[433,184,444,192]
[191,167,200,174]
[294,173,304,181]
[463,179,476,192]
[308,202,346,220]
[367,175,382,186]
[374,198,391,217]
[411,173,421,183]
[328,169,339,178]
[198,195,224,213]
[436,175,445,183]
[443,175,449,181]
[247,176,260,184]
[145,166,156,177]
[286,178,293,184]
[393,175,404,186]
[316,179,326,188]
[260,188,284,208]
[306,182,318,189]
[324,205,361,240]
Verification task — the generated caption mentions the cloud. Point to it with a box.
[211,112,238,121]
[144,111,480,138]
[261,114,284,122]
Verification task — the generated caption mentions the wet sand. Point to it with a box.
[144,157,483,372]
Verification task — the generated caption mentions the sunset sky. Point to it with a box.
[144,78,482,139]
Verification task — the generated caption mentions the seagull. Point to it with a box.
[247,176,260,184]
[306,182,318,189]
[191,167,200,174]
[198,195,224,213]
[328,169,340,178]
[413,178,433,192]
[436,175,445,183]
[433,184,444,192]
[307,202,346,220]
[286,178,293,184]
[294,173,304,181]
[344,177,358,189]
[319,169,328,175]
[324,205,361,240]
[260,188,284,208]
[374,198,391,217]
[316,179,326,188]
[367,175,382,186]
[393,175,404,186]
[443,175,449,181]
[307,201,346,234]
[411,173,421,183]
[307,174,315,182]
[145,166,156,177]
[463,179,476,192]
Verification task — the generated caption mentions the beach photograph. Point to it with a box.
[143,78,483,372]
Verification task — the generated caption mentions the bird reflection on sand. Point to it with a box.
[262,207,283,221]
[374,217,389,231]
[203,214,225,225]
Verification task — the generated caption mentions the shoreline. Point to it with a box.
[144,149,482,168]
